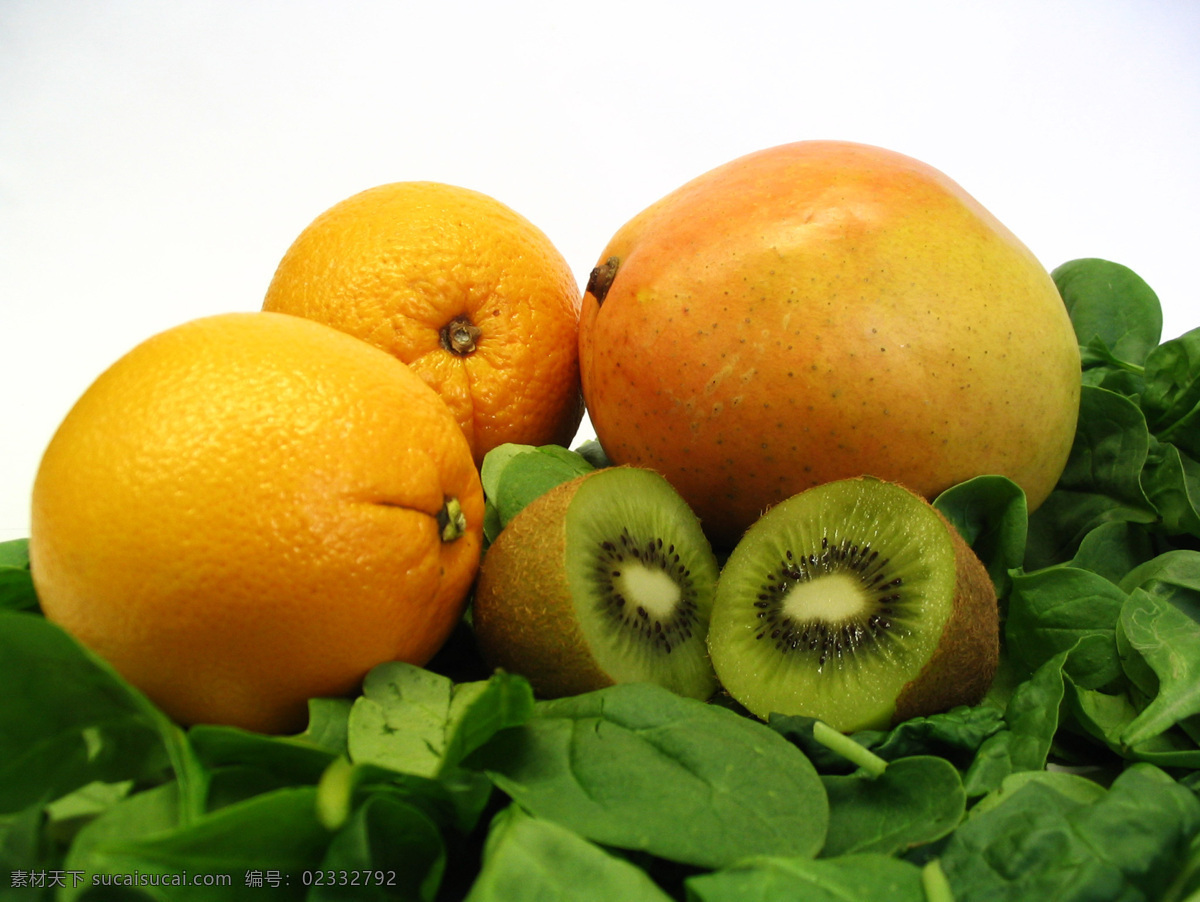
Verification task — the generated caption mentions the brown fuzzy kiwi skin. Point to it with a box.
[891,509,1000,724]
[471,471,616,699]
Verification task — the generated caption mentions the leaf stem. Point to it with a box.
[811,720,888,778]
[157,719,210,826]
[315,756,358,830]
[921,859,956,902]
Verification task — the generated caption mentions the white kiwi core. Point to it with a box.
[615,563,682,619]
[781,573,868,623]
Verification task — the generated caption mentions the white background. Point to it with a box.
[3,1,1198,542]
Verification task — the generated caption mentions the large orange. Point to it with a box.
[262,181,584,466]
[579,141,1081,549]
[30,312,484,734]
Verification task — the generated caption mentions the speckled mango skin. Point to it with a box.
[579,141,1081,549]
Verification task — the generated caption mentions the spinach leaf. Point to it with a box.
[869,707,1008,764]
[59,781,184,893]
[346,662,534,779]
[1120,549,1200,620]
[968,768,1107,817]
[468,682,828,868]
[464,806,673,902]
[771,706,1006,774]
[942,764,1200,902]
[1141,327,1200,457]
[292,698,354,757]
[1004,566,1126,689]
[1070,520,1157,586]
[314,756,487,839]
[62,786,331,901]
[313,792,446,902]
[685,852,926,902]
[1066,680,1200,768]
[572,438,613,470]
[0,612,172,814]
[1142,440,1200,540]
[1052,257,1162,371]
[0,539,37,612]
[1117,589,1200,747]
[188,717,345,792]
[1,803,48,881]
[0,538,30,567]
[1168,833,1200,902]
[1025,386,1158,570]
[480,443,595,544]
[934,475,1027,597]
[820,755,965,857]
[963,652,1067,797]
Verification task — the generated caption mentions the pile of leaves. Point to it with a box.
[2,258,1199,901]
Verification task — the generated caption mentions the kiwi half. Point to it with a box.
[706,477,998,732]
[471,466,720,700]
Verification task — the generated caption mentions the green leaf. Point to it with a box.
[1117,589,1200,747]
[313,755,482,840]
[292,698,354,757]
[1025,386,1158,570]
[0,612,172,814]
[479,443,530,501]
[969,769,1107,818]
[63,786,330,900]
[346,662,534,779]
[313,793,446,902]
[819,756,965,857]
[464,806,674,902]
[479,443,595,544]
[57,781,183,898]
[1070,520,1157,587]
[685,853,926,902]
[1142,327,1200,456]
[770,706,1006,774]
[0,539,30,568]
[1080,361,1146,398]
[1004,566,1127,689]
[1142,441,1200,540]
[0,539,37,612]
[1165,833,1200,902]
[188,723,342,790]
[1052,257,1162,368]
[469,682,829,868]
[942,764,1200,901]
[1066,680,1200,768]
[934,474,1028,598]
[1,802,52,878]
[573,438,613,470]
[963,652,1068,797]
[1119,549,1200,621]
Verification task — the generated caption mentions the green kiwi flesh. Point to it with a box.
[706,477,998,732]
[472,466,720,700]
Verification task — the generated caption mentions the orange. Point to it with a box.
[263,181,584,466]
[29,312,484,734]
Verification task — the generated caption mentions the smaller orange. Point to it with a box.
[263,181,584,466]
[30,312,484,734]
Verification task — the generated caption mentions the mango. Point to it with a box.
[578,141,1081,548]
